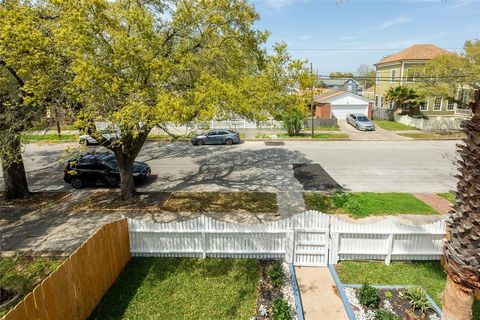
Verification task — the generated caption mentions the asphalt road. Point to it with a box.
[0,140,458,194]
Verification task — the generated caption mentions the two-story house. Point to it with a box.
[374,44,456,117]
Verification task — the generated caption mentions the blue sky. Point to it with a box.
[250,0,480,74]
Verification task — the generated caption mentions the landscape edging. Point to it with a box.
[289,263,304,320]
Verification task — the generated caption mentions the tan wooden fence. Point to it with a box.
[4,219,130,320]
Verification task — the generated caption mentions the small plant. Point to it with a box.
[358,283,379,308]
[268,262,285,288]
[331,191,350,207]
[403,286,432,313]
[384,290,393,299]
[272,298,291,320]
[375,308,399,320]
[258,304,268,317]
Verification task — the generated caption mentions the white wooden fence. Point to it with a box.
[128,211,446,266]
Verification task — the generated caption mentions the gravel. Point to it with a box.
[344,287,375,320]
[281,262,298,320]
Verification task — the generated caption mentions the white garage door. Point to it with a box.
[331,104,368,120]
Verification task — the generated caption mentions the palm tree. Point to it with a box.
[441,89,480,320]
[384,86,420,115]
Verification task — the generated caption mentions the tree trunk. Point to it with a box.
[115,153,135,200]
[1,136,30,200]
[441,275,473,320]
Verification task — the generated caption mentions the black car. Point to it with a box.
[64,152,151,189]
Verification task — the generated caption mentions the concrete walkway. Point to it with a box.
[413,193,453,215]
[295,266,348,320]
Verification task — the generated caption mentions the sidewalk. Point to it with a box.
[295,267,348,320]
[413,193,453,215]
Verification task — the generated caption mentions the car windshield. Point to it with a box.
[357,116,369,122]
[97,154,118,170]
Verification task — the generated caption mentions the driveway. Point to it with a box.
[338,120,409,141]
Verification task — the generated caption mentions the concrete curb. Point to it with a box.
[289,264,305,320]
[328,265,356,320]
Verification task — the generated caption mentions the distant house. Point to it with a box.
[374,44,460,117]
[320,78,361,95]
[363,86,375,100]
[314,89,374,120]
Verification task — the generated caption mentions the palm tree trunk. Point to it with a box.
[442,275,473,320]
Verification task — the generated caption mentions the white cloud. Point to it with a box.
[358,16,413,34]
[257,0,295,10]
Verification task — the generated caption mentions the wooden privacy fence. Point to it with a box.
[5,219,130,320]
[128,211,446,267]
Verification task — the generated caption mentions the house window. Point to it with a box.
[447,100,455,111]
[433,97,442,111]
[405,68,414,83]
[420,101,428,111]
[388,101,394,109]
[390,69,396,82]
[380,96,384,108]
[375,95,379,107]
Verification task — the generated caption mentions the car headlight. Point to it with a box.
[132,172,141,177]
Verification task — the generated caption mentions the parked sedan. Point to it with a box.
[64,152,150,189]
[346,113,376,131]
[191,129,241,145]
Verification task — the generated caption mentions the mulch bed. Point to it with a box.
[255,261,284,319]
[346,287,440,320]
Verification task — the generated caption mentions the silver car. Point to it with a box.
[346,113,375,131]
[191,129,241,145]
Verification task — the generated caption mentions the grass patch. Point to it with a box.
[398,131,464,140]
[0,192,71,211]
[0,255,61,316]
[373,120,417,131]
[313,126,340,131]
[147,134,191,141]
[335,261,480,319]
[276,133,349,139]
[438,192,455,203]
[89,257,260,320]
[21,133,78,142]
[304,192,438,218]
[74,191,278,213]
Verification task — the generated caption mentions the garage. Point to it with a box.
[314,90,373,120]
[331,104,368,120]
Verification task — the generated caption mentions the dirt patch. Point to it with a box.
[293,163,343,191]
[0,288,19,308]
[73,191,278,213]
[0,192,71,210]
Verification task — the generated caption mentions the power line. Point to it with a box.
[283,48,463,51]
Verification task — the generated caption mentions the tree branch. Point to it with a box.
[0,60,25,87]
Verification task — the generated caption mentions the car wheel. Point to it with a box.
[356,124,359,130]
[71,177,83,189]
[79,139,89,146]
[197,139,204,146]
[225,138,233,145]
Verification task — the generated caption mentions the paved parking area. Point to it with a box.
[337,120,409,141]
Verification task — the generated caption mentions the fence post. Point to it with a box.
[385,233,394,265]
[331,232,340,264]
[201,215,207,259]
[285,227,295,264]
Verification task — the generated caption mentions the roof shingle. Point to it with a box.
[376,44,450,65]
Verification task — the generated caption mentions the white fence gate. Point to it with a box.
[128,211,446,266]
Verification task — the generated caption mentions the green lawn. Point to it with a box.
[304,192,438,218]
[0,255,61,316]
[89,258,260,320]
[274,133,349,139]
[398,132,464,140]
[21,133,78,142]
[438,192,456,203]
[373,120,417,131]
[313,126,340,131]
[336,261,480,319]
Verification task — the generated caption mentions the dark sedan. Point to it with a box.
[64,152,151,189]
[191,129,241,145]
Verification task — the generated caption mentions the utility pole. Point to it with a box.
[311,62,314,138]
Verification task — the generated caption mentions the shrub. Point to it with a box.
[384,290,393,299]
[403,286,432,313]
[358,283,379,308]
[272,299,291,320]
[331,191,350,207]
[282,107,304,136]
[375,308,399,320]
[268,262,285,288]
